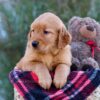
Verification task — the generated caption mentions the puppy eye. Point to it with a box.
[31,30,34,32]
[44,30,49,34]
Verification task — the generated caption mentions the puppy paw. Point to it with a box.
[53,64,70,89]
[53,76,67,89]
[38,75,52,89]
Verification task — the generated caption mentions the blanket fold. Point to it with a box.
[9,68,100,100]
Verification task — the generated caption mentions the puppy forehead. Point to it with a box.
[31,23,46,30]
[31,22,58,31]
[31,13,63,30]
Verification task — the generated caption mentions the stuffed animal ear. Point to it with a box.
[58,25,72,49]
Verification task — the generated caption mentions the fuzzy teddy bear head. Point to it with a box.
[68,16,100,47]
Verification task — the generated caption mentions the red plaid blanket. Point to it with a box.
[9,68,100,100]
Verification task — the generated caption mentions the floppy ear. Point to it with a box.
[58,25,72,49]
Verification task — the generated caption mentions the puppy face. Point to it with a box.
[28,12,71,53]
[28,23,58,53]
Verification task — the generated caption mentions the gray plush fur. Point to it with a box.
[68,16,100,68]
[68,16,100,100]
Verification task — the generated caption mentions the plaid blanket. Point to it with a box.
[9,68,100,100]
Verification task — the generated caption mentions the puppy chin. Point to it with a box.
[34,46,51,54]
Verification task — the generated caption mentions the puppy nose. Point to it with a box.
[32,41,39,48]
[87,26,94,31]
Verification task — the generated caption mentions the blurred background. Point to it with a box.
[0,0,100,99]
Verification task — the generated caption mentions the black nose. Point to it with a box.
[87,26,94,31]
[32,41,39,48]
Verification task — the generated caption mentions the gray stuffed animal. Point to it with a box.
[68,16,100,69]
[68,16,100,100]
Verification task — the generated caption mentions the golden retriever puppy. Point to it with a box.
[16,12,72,89]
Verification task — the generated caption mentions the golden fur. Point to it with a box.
[16,12,72,89]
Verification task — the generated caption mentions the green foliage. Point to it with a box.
[0,0,100,99]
